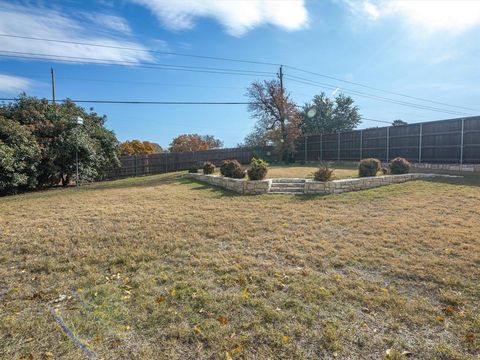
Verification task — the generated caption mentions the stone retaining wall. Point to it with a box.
[304,173,434,194]
[411,163,480,172]
[186,173,271,194]
[186,173,435,195]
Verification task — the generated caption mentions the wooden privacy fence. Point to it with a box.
[298,116,480,164]
[105,116,480,180]
[104,146,275,179]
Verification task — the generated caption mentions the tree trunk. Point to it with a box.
[61,174,70,187]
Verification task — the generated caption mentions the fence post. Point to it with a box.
[359,129,363,160]
[460,118,465,165]
[386,126,390,163]
[418,123,422,163]
[304,136,308,163]
[337,132,341,161]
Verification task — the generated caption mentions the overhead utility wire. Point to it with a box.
[0,50,273,76]
[284,75,472,117]
[0,32,475,113]
[284,65,480,113]
[0,98,252,105]
[0,33,279,67]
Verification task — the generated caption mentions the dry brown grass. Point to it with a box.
[1,170,479,359]
[266,164,356,179]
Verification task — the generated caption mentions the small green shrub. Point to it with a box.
[247,157,269,180]
[220,159,245,178]
[188,166,198,173]
[358,158,381,177]
[380,167,388,175]
[313,162,334,182]
[389,157,410,175]
[203,161,215,175]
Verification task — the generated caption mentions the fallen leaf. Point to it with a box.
[241,288,250,299]
[282,335,289,343]
[44,351,54,357]
[170,288,176,297]
[465,333,475,342]
[155,295,166,304]
[193,325,202,334]
[218,316,229,325]
[436,315,445,322]
[225,351,233,360]
[444,305,455,314]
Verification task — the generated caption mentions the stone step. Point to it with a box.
[270,183,305,189]
[269,189,305,194]
[270,178,306,183]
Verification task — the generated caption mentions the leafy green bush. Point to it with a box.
[358,158,381,177]
[202,161,215,174]
[0,117,41,195]
[247,157,269,180]
[389,157,410,175]
[188,166,198,173]
[220,159,245,179]
[313,162,334,182]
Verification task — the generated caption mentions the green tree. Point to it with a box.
[300,92,361,135]
[0,94,120,187]
[392,119,408,126]
[0,116,41,194]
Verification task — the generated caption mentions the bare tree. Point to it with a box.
[246,80,301,162]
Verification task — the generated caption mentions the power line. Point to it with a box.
[0,33,279,67]
[284,65,480,113]
[0,98,252,105]
[0,51,275,77]
[285,74,472,117]
[0,32,476,114]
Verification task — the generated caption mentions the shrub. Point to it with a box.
[188,166,198,173]
[203,161,215,175]
[247,157,269,180]
[358,158,381,177]
[380,167,388,175]
[389,157,410,175]
[313,162,334,182]
[220,159,245,179]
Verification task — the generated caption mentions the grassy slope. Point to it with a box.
[0,171,479,359]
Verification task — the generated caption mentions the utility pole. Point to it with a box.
[277,65,287,162]
[50,67,56,104]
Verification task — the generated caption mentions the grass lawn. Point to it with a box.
[1,169,479,359]
[266,163,357,179]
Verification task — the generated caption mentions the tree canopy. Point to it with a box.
[119,140,163,155]
[300,92,361,135]
[169,134,223,152]
[245,79,301,161]
[392,119,408,126]
[0,94,119,193]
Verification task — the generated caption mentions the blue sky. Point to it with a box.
[1,0,479,148]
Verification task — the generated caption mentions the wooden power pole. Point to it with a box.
[50,67,56,104]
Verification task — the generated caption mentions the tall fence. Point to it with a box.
[298,116,480,164]
[104,146,275,179]
[105,116,480,180]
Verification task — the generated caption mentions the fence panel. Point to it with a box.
[105,116,480,180]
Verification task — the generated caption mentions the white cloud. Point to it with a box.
[130,0,308,36]
[0,74,32,94]
[80,13,133,34]
[0,3,154,64]
[344,0,480,35]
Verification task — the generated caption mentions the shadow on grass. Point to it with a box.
[180,178,242,198]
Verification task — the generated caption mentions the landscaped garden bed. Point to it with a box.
[186,157,437,195]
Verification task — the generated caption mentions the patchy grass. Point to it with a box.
[267,164,357,179]
[1,171,479,359]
